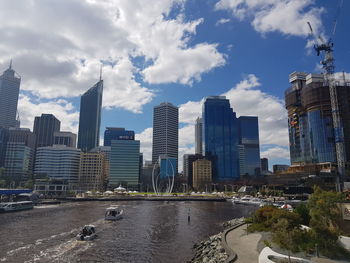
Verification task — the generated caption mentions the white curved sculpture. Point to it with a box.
[152,158,175,195]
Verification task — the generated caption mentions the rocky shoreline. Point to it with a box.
[189,218,245,263]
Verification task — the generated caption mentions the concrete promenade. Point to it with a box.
[225,224,262,263]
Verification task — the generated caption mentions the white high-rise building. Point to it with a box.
[195,117,203,155]
[152,102,178,170]
[0,62,21,128]
[34,145,81,184]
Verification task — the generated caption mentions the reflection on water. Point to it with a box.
[0,201,255,263]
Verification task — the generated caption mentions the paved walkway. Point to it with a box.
[225,224,262,263]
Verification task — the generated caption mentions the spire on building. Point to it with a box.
[9,59,12,70]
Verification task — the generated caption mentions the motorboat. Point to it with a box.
[105,206,123,221]
[0,201,34,212]
[76,225,97,241]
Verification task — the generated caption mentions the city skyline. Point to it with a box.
[0,1,349,170]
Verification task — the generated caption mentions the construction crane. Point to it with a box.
[307,0,345,192]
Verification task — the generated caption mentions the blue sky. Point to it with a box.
[0,0,349,170]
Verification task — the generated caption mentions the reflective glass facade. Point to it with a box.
[160,157,177,179]
[77,80,103,152]
[0,64,20,129]
[203,96,239,181]
[109,140,140,188]
[104,127,134,146]
[308,110,336,163]
[238,116,260,176]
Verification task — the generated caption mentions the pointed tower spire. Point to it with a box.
[99,63,103,81]
[9,59,12,69]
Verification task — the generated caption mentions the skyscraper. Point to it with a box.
[152,102,179,170]
[238,116,261,176]
[203,96,239,181]
[285,72,350,165]
[77,79,103,152]
[0,62,21,128]
[33,114,61,148]
[4,128,36,185]
[104,127,134,146]
[195,117,203,155]
[261,158,269,173]
[109,140,140,189]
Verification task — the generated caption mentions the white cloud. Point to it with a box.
[0,0,226,115]
[216,18,231,26]
[261,146,290,160]
[135,127,153,162]
[18,95,79,133]
[215,0,324,37]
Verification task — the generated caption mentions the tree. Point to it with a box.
[308,186,347,258]
[294,203,311,226]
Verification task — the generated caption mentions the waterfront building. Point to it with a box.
[140,160,153,192]
[0,62,21,129]
[104,127,135,146]
[238,116,261,176]
[273,164,290,174]
[183,154,203,188]
[34,145,81,185]
[203,96,239,181]
[285,72,350,164]
[79,152,108,192]
[195,117,203,155]
[193,159,212,191]
[34,179,69,196]
[90,146,111,162]
[4,128,36,185]
[33,114,61,148]
[77,79,103,152]
[0,128,9,167]
[109,139,140,189]
[261,158,269,173]
[152,102,178,174]
[53,131,77,148]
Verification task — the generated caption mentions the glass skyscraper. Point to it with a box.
[0,62,21,128]
[152,103,178,171]
[109,140,140,188]
[238,116,261,176]
[77,79,103,152]
[203,96,239,181]
[104,127,135,146]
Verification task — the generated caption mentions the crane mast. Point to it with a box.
[315,42,346,192]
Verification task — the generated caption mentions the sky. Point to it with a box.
[0,0,349,171]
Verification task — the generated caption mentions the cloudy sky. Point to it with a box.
[1,0,349,170]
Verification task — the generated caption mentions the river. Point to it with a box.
[0,201,255,263]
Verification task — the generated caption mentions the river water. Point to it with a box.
[0,201,255,263]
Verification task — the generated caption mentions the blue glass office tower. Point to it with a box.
[77,79,103,152]
[203,96,239,181]
[238,116,261,176]
[159,156,177,179]
[104,127,135,146]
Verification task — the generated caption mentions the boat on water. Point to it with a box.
[232,195,262,206]
[105,206,123,221]
[0,201,34,212]
[76,225,97,241]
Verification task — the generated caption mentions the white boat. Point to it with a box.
[0,201,34,212]
[76,225,97,241]
[105,206,123,221]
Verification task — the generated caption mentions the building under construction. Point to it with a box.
[285,72,350,182]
